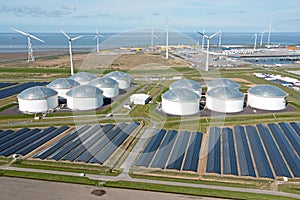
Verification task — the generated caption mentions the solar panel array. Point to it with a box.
[136,130,203,172]
[0,82,48,99]
[206,122,300,179]
[0,126,69,157]
[34,122,139,165]
[0,82,18,89]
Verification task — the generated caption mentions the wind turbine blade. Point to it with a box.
[71,35,84,41]
[93,36,97,40]
[209,31,220,39]
[11,27,29,36]
[60,29,71,40]
[197,31,208,38]
[29,34,45,43]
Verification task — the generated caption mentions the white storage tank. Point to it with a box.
[206,86,244,113]
[162,88,200,116]
[104,71,131,89]
[47,78,79,99]
[247,84,288,111]
[70,72,97,85]
[169,79,202,95]
[89,77,119,98]
[66,85,103,110]
[207,78,240,91]
[18,86,58,114]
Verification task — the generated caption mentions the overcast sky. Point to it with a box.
[1,0,300,32]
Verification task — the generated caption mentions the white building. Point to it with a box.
[162,88,200,115]
[206,86,244,113]
[66,85,103,110]
[89,77,119,98]
[104,71,131,89]
[18,86,58,114]
[169,79,202,95]
[206,78,240,91]
[47,78,79,99]
[70,72,97,85]
[247,84,288,111]
[130,94,151,105]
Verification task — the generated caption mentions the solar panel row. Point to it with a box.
[0,126,69,157]
[0,82,48,99]
[0,82,18,89]
[222,128,238,175]
[206,127,221,174]
[35,122,140,165]
[182,132,202,172]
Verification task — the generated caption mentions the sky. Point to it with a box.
[1,0,300,33]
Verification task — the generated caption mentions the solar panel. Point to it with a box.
[257,124,291,177]
[0,128,30,146]
[246,125,274,179]
[17,126,69,156]
[278,122,300,156]
[222,128,238,175]
[289,122,300,137]
[206,127,221,174]
[182,132,202,172]
[135,129,166,167]
[234,126,256,177]
[268,123,300,177]
[0,82,48,99]
[167,131,190,170]
[0,130,14,139]
[150,130,178,169]
[0,82,18,89]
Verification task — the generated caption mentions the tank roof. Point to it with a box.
[170,79,202,91]
[18,86,58,100]
[207,78,240,89]
[48,78,79,89]
[104,71,130,80]
[248,84,288,98]
[89,77,118,88]
[162,88,200,102]
[66,85,103,98]
[207,86,244,100]
[70,72,97,83]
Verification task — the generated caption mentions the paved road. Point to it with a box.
[1,166,299,199]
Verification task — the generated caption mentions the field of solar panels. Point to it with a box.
[134,121,300,180]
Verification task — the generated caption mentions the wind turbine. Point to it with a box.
[94,29,104,53]
[150,27,158,52]
[260,30,266,46]
[201,28,205,50]
[197,31,220,71]
[265,20,275,44]
[218,31,222,47]
[165,20,170,59]
[60,29,83,76]
[253,32,258,51]
[11,28,45,62]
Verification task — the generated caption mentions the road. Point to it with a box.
[1,166,299,199]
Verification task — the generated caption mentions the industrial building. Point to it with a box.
[247,84,288,110]
[47,78,79,99]
[169,79,202,95]
[162,88,200,115]
[206,86,244,113]
[207,78,240,91]
[18,86,58,114]
[66,85,103,110]
[89,77,119,98]
[130,94,151,105]
[70,72,97,85]
[104,71,131,89]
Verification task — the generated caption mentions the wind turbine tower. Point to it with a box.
[197,31,220,71]
[253,32,258,51]
[260,30,266,46]
[95,29,104,53]
[266,20,275,44]
[60,30,83,75]
[218,31,222,47]
[150,27,158,52]
[165,21,169,59]
[11,28,45,62]
[201,28,205,50]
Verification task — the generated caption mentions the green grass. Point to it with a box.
[0,169,100,186]
[12,159,121,176]
[104,180,297,200]
[0,103,18,112]
[278,184,300,195]
[130,172,271,190]
[0,156,12,166]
